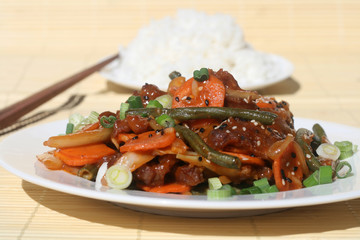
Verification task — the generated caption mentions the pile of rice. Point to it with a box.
[109,9,285,90]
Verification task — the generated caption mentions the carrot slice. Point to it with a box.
[119,127,176,152]
[221,151,265,166]
[141,183,191,193]
[256,98,277,109]
[172,74,225,108]
[54,143,116,167]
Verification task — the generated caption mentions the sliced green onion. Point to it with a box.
[335,161,352,179]
[127,95,143,108]
[316,143,340,161]
[334,141,355,160]
[266,185,279,193]
[65,123,74,134]
[155,94,172,108]
[146,100,163,108]
[105,165,132,189]
[193,68,209,82]
[319,165,333,184]
[240,186,262,195]
[69,113,85,126]
[334,141,353,152]
[221,184,237,195]
[69,111,99,132]
[208,177,222,190]
[253,178,271,193]
[100,115,117,128]
[87,111,100,124]
[169,71,181,80]
[207,188,232,200]
[119,102,130,120]
[338,151,354,160]
[303,170,320,188]
[155,114,175,128]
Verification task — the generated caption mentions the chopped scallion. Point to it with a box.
[65,123,74,134]
[127,95,143,108]
[316,143,340,161]
[240,186,262,195]
[193,68,209,82]
[253,178,271,193]
[207,188,232,200]
[334,141,353,152]
[319,165,333,184]
[303,170,320,188]
[146,100,163,108]
[155,114,175,128]
[335,161,352,179]
[100,115,117,128]
[105,165,132,189]
[155,94,172,108]
[119,102,129,120]
[208,177,222,190]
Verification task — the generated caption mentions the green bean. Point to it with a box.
[126,107,277,125]
[312,123,328,144]
[295,128,321,171]
[174,125,241,169]
[77,164,99,181]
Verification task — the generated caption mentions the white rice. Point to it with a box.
[112,9,283,89]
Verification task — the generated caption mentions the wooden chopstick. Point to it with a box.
[0,53,119,130]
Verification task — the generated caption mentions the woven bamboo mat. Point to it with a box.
[1,0,360,239]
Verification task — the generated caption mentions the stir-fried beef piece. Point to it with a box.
[210,68,241,90]
[134,155,178,187]
[126,115,151,134]
[174,165,204,186]
[133,83,167,106]
[206,117,294,160]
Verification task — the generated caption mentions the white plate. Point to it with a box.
[0,118,359,218]
[99,53,294,91]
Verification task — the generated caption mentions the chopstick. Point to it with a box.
[0,53,119,131]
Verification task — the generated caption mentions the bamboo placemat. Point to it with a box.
[1,1,360,239]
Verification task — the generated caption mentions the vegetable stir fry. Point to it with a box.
[37,68,357,198]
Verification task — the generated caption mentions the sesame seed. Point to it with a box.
[205,99,209,106]
[175,97,180,102]
[226,130,230,133]
[261,125,265,130]
[306,154,311,159]
[181,96,187,101]
[242,127,246,131]
[291,172,295,175]
[253,121,259,126]
[282,179,286,185]
[242,157,248,160]
[176,132,180,137]
[251,120,255,123]
[286,162,290,167]
[186,96,192,100]
[198,86,203,91]
[232,126,237,130]
[143,95,149,100]
[244,98,249,104]
[257,141,261,146]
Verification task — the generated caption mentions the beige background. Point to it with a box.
[1,0,360,239]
